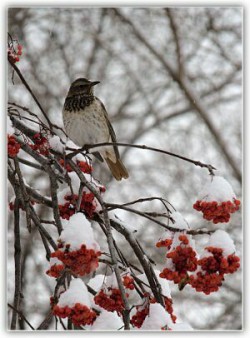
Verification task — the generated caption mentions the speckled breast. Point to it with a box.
[63,98,109,147]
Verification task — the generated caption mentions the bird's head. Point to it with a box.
[68,78,100,96]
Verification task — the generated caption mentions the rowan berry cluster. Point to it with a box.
[53,303,96,326]
[58,192,97,219]
[199,247,240,274]
[188,246,240,294]
[122,275,135,290]
[8,43,22,63]
[193,199,240,224]
[48,243,101,277]
[163,297,177,323]
[156,238,173,249]
[189,271,224,294]
[46,261,64,278]
[94,288,125,314]
[159,235,198,284]
[59,159,93,175]
[8,135,21,158]
[130,304,149,328]
[29,133,50,156]
[131,294,176,328]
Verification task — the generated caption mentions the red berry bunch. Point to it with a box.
[189,271,224,295]
[156,238,173,249]
[8,135,21,158]
[160,235,198,284]
[188,246,240,295]
[59,192,97,219]
[46,261,65,278]
[163,297,177,323]
[50,243,101,277]
[131,292,177,328]
[94,288,125,314]
[53,303,96,326]
[8,43,22,63]
[122,275,135,290]
[29,133,50,156]
[193,199,240,224]
[150,296,177,323]
[130,304,149,328]
[59,159,93,174]
[198,247,240,275]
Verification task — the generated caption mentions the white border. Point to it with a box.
[2,1,248,337]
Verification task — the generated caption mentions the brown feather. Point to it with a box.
[105,157,129,181]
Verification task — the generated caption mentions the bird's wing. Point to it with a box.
[95,97,120,159]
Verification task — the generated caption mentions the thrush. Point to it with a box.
[63,78,129,180]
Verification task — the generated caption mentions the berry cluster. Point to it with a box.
[156,238,173,249]
[160,235,197,284]
[123,275,135,290]
[59,159,93,175]
[94,288,125,314]
[49,243,101,277]
[193,199,240,224]
[199,247,240,274]
[130,304,149,328]
[188,246,240,295]
[131,292,177,328]
[59,192,97,219]
[46,261,65,278]
[8,43,22,63]
[150,296,177,323]
[189,271,223,294]
[8,135,21,158]
[53,303,96,326]
[29,133,50,156]
[163,297,177,323]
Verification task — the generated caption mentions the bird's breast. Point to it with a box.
[63,100,109,147]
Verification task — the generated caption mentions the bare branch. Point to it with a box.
[8,60,53,129]
[67,142,216,174]
[10,198,22,330]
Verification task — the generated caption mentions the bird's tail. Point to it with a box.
[105,157,129,181]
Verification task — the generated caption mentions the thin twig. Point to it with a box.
[37,310,53,330]
[76,183,85,212]
[8,60,53,129]
[108,217,165,306]
[165,8,183,78]
[49,176,63,235]
[66,142,216,174]
[8,303,35,330]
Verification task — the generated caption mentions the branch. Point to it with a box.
[10,198,22,330]
[67,159,131,329]
[8,60,53,129]
[8,166,57,252]
[165,8,183,78]
[8,303,34,330]
[66,142,216,174]
[108,217,165,306]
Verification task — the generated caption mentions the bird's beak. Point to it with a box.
[90,81,100,87]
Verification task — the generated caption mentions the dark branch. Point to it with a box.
[66,142,216,174]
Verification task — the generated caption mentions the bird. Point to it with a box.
[63,78,129,181]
